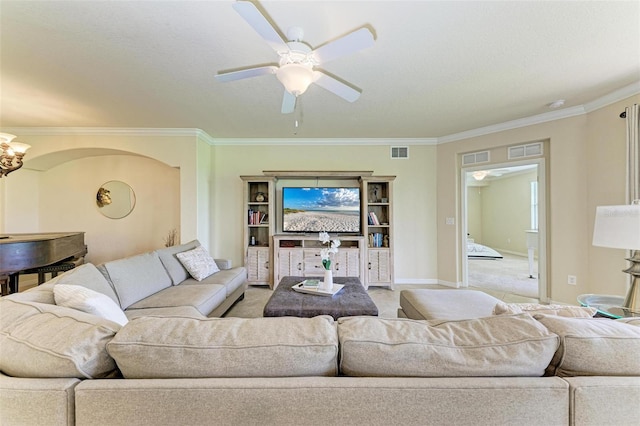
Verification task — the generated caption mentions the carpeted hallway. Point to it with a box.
[468,253,539,299]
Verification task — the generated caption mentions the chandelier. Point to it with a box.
[0,133,31,178]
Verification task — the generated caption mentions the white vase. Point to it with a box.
[322,269,333,291]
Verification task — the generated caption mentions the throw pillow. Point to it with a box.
[54,284,129,326]
[493,302,597,318]
[176,246,220,281]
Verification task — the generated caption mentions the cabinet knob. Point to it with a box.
[297,263,302,270]
[368,262,372,270]
[336,263,340,271]
[264,261,269,270]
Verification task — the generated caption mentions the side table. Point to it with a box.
[577,294,639,319]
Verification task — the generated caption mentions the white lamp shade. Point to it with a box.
[276,63,314,96]
[592,205,640,250]
[8,142,31,154]
[0,133,17,144]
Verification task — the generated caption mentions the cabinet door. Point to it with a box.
[334,249,360,278]
[247,247,269,284]
[278,249,304,277]
[368,249,391,283]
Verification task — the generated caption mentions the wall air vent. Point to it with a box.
[508,142,543,159]
[462,151,490,165]
[391,146,409,159]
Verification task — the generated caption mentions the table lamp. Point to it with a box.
[592,202,640,312]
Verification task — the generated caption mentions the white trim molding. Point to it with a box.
[4,81,638,146]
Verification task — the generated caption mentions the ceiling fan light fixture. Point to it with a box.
[276,63,314,96]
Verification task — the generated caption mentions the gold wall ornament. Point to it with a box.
[96,187,112,207]
[96,181,136,219]
[0,133,31,178]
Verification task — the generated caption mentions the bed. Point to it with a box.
[467,241,503,259]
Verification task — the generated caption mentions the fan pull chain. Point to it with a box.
[293,96,304,135]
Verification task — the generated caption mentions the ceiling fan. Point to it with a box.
[215,0,375,114]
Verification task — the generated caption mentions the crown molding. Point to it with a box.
[211,138,438,146]
[583,81,640,113]
[0,127,208,137]
[437,81,640,144]
[437,106,587,145]
[4,82,638,145]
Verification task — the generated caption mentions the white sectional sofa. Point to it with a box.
[1,280,640,425]
[4,239,247,321]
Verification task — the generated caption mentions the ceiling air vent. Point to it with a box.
[508,142,543,159]
[391,146,409,159]
[462,151,490,165]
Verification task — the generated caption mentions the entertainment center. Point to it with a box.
[241,171,395,289]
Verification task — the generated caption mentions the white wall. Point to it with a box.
[437,94,640,304]
[481,170,537,255]
[1,131,212,263]
[36,155,180,264]
[2,169,40,232]
[211,143,438,283]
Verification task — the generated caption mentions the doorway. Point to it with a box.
[461,159,547,302]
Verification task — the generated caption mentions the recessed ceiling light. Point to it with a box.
[548,99,565,109]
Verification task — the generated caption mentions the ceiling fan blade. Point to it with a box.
[281,91,296,114]
[311,27,374,64]
[313,71,361,103]
[233,1,289,53]
[215,66,278,82]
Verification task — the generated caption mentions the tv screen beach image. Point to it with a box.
[283,187,360,233]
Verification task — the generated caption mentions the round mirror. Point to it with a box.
[96,180,136,219]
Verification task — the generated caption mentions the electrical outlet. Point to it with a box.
[445,217,454,225]
[567,275,577,285]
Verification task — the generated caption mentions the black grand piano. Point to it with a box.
[0,232,87,294]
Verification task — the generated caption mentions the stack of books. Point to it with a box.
[248,210,268,225]
[369,233,384,247]
[368,211,380,225]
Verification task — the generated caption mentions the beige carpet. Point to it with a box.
[224,283,538,319]
[468,253,539,299]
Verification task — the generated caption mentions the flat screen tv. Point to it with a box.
[282,187,361,233]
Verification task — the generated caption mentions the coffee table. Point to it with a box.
[263,276,378,320]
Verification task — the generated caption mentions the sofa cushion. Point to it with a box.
[181,267,247,297]
[493,302,597,318]
[617,317,640,326]
[53,284,128,326]
[8,264,120,306]
[535,314,640,376]
[0,299,120,379]
[399,289,500,320]
[176,246,220,281]
[102,251,172,309]
[337,314,559,377]
[4,282,57,304]
[107,315,338,378]
[53,263,120,305]
[124,305,205,320]
[155,240,200,285]
[126,284,226,316]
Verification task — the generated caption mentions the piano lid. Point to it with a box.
[0,232,87,275]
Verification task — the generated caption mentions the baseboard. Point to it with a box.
[393,278,440,285]
[392,279,463,288]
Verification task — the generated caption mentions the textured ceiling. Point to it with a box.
[1,0,639,139]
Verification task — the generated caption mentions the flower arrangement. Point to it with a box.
[319,231,341,270]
